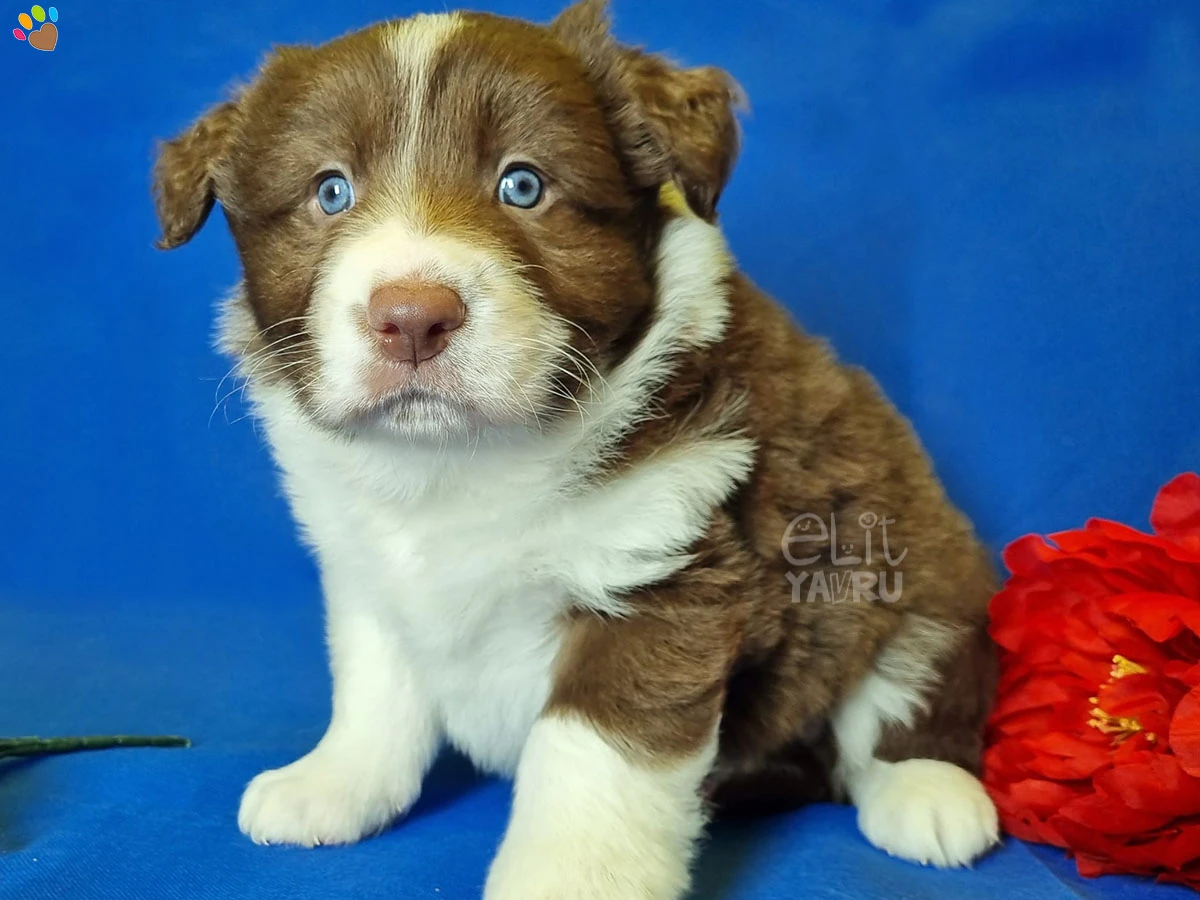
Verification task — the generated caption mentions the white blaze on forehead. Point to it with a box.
[382,13,463,196]
[383,12,462,76]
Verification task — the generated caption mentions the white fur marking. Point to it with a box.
[832,615,959,776]
[485,716,714,900]
[567,215,733,463]
[832,669,928,776]
[385,14,462,190]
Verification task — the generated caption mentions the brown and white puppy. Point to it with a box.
[154,2,1000,895]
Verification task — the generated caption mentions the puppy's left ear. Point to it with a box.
[618,51,743,220]
[552,0,744,219]
[152,100,240,250]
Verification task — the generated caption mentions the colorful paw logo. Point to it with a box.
[13,5,58,51]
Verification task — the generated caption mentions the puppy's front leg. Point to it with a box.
[239,577,439,847]
[486,606,731,900]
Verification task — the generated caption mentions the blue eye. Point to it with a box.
[497,167,544,209]
[316,173,354,215]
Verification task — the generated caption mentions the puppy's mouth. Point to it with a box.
[338,382,474,435]
[363,354,453,397]
[374,384,470,416]
[356,361,478,423]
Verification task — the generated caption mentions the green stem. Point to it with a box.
[0,736,190,758]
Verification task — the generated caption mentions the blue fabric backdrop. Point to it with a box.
[1,0,1198,897]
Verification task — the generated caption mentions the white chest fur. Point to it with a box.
[253,385,754,775]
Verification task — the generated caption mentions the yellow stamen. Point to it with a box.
[1087,706,1152,743]
[1085,656,1156,745]
[1111,655,1148,679]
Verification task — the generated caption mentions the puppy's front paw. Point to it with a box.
[238,749,407,847]
[854,758,1000,868]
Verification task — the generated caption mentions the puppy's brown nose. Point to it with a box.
[367,281,465,364]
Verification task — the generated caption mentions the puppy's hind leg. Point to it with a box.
[832,616,1000,868]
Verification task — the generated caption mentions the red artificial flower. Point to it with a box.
[984,473,1200,888]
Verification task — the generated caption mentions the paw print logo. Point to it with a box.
[13,5,58,51]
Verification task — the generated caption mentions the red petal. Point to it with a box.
[1060,650,1115,683]
[1110,741,1160,766]
[1066,820,1200,875]
[1075,852,1153,878]
[1021,733,1114,779]
[1104,591,1200,642]
[1165,661,1200,687]
[1152,473,1200,542]
[1005,777,1090,816]
[1087,519,1200,568]
[1153,824,1200,871]
[988,786,1069,846]
[1097,673,1172,718]
[989,674,1079,720]
[1055,792,1175,834]
[1096,757,1200,816]
[1003,534,1062,574]
[1170,686,1200,777]
[1061,615,1118,656]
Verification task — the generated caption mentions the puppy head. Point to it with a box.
[154,0,741,441]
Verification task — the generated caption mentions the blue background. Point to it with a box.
[1,0,1198,897]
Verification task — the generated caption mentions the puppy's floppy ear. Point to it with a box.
[552,0,743,219]
[619,52,743,220]
[153,100,240,250]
